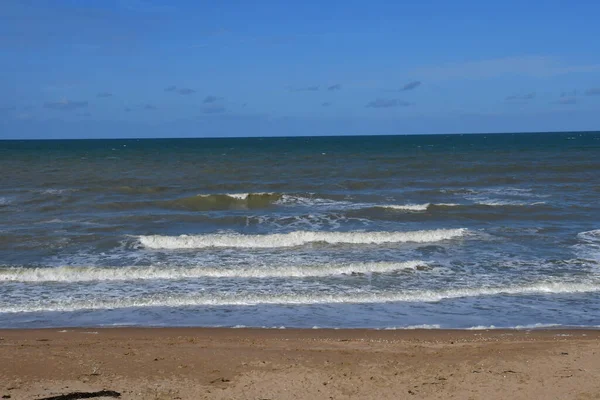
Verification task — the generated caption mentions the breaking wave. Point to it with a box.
[100,192,353,212]
[161,192,283,211]
[377,203,458,211]
[0,261,428,282]
[578,229,600,244]
[2,281,598,313]
[376,202,547,212]
[576,229,600,262]
[137,228,468,249]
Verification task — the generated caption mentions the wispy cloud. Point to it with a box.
[203,105,226,114]
[144,104,157,110]
[321,102,332,107]
[177,88,196,95]
[585,88,600,96]
[327,84,341,91]
[417,56,600,80]
[124,107,132,112]
[76,112,92,117]
[400,80,422,91]
[97,92,112,98]
[290,86,320,92]
[506,92,536,101]
[365,99,413,108]
[203,95,223,103]
[164,86,196,95]
[44,100,88,111]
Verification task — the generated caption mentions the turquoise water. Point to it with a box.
[1,132,600,329]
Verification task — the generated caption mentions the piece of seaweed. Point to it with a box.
[37,390,120,400]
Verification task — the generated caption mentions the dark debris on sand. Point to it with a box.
[37,390,121,400]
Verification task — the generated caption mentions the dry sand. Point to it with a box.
[1,328,599,399]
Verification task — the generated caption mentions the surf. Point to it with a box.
[137,228,468,249]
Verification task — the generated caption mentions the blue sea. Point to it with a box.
[1,132,599,329]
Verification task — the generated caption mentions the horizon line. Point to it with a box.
[0,129,598,141]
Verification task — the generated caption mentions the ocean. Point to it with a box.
[1,132,599,329]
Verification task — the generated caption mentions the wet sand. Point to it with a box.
[1,328,599,399]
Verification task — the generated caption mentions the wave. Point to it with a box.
[97,189,550,214]
[382,324,442,330]
[276,194,354,207]
[576,230,600,263]
[377,203,459,211]
[137,228,468,249]
[578,229,600,244]
[378,203,431,211]
[474,200,547,207]
[465,323,564,330]
[161,192,283,211]
[101,192,351,212]
[35,188,77,196]
[375,201,547,212]
[383,323,564,330]
[0,261,428,282]
[3,281,598,313]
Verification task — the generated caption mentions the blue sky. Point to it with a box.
[1,0,600,139]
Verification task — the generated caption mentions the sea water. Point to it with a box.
[1,132,599,329]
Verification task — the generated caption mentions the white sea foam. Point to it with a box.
[383,324,442,330]
[190,192,356,210]
[483,188,533,195]
[575,230,600,263]
[39,188,76,195]
[276,194,354,208]
[474,200,546,207]
[378,200,545,211]
[476,200,519,206]
[466,323,563,330]
[511,323,564,330]
[379,203,430,211]
[221,192,274,200]
[137,229,468,249]
[0,197,11,206]
[578,229,600,244]
[194,192,322,203]
[466,325,497,330]
[2,281,598,313]
[0,261,427,282]
[378,203,460,211]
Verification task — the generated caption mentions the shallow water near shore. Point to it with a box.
[1,132,599,329]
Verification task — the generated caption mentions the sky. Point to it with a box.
[1,0,600,139]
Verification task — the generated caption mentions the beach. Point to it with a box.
[1,328,599,399]
[2,134,600,330]
[3,0,600,396]
[1,135,600,398]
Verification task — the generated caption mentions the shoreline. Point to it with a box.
[1,324,598,332]
[2,327,599,399]
[1,325,600,332]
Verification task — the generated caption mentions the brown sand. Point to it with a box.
[0,328,599,399]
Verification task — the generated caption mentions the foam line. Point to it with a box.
[137,228,468,249]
